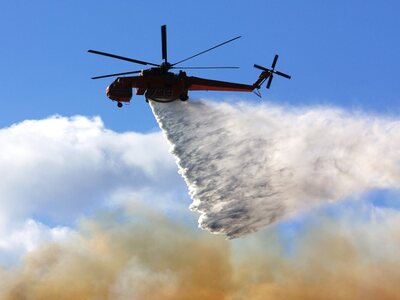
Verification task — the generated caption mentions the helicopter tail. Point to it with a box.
[252,54,291,92]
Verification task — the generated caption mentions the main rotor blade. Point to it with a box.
[254,64,269,71]
[266,74,273,89]
[88,50,159,67]
[91,70,142,80]
[172,66,239,69]
[161,25,167,62]
[274,70,291,79]
[271,54,279,69]
[172,35,241,66]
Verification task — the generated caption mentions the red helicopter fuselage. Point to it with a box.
[106,68,265,104]
[106,69,189,103]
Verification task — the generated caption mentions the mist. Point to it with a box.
[151,100,400,238]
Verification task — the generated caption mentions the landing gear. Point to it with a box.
[117,102,123,108]
[179,94,188,101]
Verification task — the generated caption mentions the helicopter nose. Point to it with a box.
[105,85,110,97]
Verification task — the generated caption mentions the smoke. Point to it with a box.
[0,207,232,300]
[1,101,400,299]
[1,203,400,300]
[150,100,400,238]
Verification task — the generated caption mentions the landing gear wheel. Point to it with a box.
[117,102,123,108]
[179,94,188,101]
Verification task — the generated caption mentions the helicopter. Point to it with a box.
[88,25,291,108]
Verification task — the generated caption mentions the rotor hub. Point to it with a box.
[160,61,172,71]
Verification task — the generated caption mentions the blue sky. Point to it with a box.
[0,0,399,132]
[0,4,400,292]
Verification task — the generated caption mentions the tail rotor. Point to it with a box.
[254,55,291,89]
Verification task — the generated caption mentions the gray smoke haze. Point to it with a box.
[150,100,400,238]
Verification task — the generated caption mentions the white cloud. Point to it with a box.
[2,100,400,265]
[0,115,188,265]
[0,218,74,266]
[0,115,183,222]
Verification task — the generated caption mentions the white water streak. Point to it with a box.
[151,100,400,238]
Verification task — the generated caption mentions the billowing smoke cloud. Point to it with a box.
[151,100,400,238]
[0,206,231,300]
[1,203,400,300]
